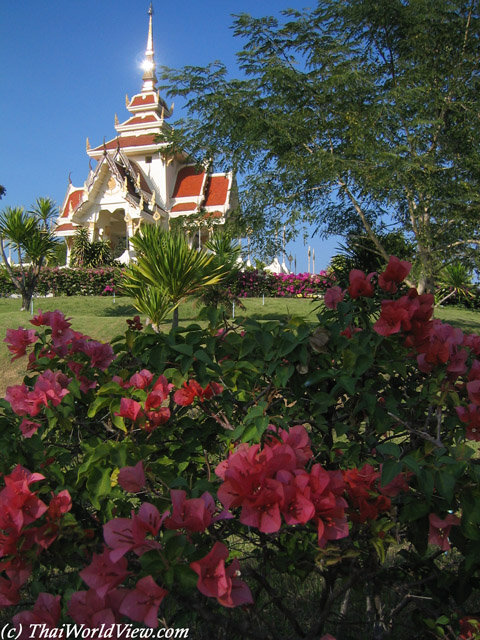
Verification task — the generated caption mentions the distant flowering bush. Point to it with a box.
[230,268,333,298]
[0,266,123,297]
[2,255,480,637]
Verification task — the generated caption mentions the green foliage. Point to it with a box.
[436,262,474,307]
[159,0,480,292]
[2,257,480,636]
[0,205,59,309]
[330,231,415,286]
[70,226,115,268]
[123,226,229,329]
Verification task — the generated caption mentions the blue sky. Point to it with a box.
[1,0,341,272]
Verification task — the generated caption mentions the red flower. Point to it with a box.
[79,547,130,598]
[18,418,42,438]
[4,327,38,361]
[118,461,146,493]
[456,404,480,441]
[173,380,204,406]
[13,593,61,637]
[428,513,460,551]
[347,269,375,299]
[164,490,216,533]
[324,286,345,310]
[115,397,142,422]
[128,369,153,389]
[46,490,72,521]
[190,542,253,608]
[378,256,412,293]
[119,575,168,628]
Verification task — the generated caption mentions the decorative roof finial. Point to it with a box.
[141,3,157,92]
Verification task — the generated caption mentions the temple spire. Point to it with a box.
[141,3,157,92]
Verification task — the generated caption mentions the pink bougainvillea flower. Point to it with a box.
[46,490,72,521]
[428,513,460,551]
[103,502,165,563]
[466,380,480,406]
[13,592,61,636]
[18,418,42,438]
[79,547,131,598]
[0,576,20,607]
[347,269,375,299]
[378,255,412,293]
[190,542,252,608]
[4,327,38,361]
[219,558,254,608]
[119,575,168,628]
[190,542,230,599]
[324,286,345,310]
[67,588,126,625]
[173,379,204,406]
[164,489,216,533]
[128,369,153,390]
[144,408,171,430]
[118,461,146,493]
[115,397,142,422]
[456,404,480,441]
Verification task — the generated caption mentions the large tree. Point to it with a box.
[159,0,480,292]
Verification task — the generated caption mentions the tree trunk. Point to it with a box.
[172,307,179,329]
[21,290,33,312]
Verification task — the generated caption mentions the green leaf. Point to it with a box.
[435,471,456,504]
[377,442,401,458]
[380,460,403,487]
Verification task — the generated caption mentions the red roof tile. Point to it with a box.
[204,176,229,207]
[122,115,158,126]
[92,134,157,152]
[130,94,156,107]
[62,189,83,218]
[171,202,198,212]
[172,166,205,198]
[55,222,78,232]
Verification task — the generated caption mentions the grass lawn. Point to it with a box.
[0,295,479,395]
[0,295,320,395]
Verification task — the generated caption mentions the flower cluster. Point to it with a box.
[4,311,115,434]
[231,270,332,298]
[216,425,349,546]
[0,466,71,607]
[113,370,223,432]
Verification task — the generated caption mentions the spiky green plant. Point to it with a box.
[436,262,474,307]
[0,206,58,309]
[123,226,229,329]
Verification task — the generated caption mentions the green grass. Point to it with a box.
[0,295,479,395]
[0,295,320,394]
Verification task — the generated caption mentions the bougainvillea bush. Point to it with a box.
[2,256,480,638]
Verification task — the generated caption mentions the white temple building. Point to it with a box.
[54,5,234,263]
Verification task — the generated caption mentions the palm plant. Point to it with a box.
[0,206,58,309]
[436,262,474,307]
[122,226,229,329]
[29,197,58,230]
[199,230,243,309]
[70,227,114,267]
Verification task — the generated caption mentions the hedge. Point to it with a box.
[0,266,333,299]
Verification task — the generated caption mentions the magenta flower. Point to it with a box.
[119,575,168,628]
[324,286,345,310]
[118,461,146,493]
[428,513,460,551]
[79,547,130,598]
[4,327,38,361]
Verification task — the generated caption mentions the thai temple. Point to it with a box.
[54,5,234,264]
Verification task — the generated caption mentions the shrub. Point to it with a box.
[2,256,480,637]
[0,266,124,297]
